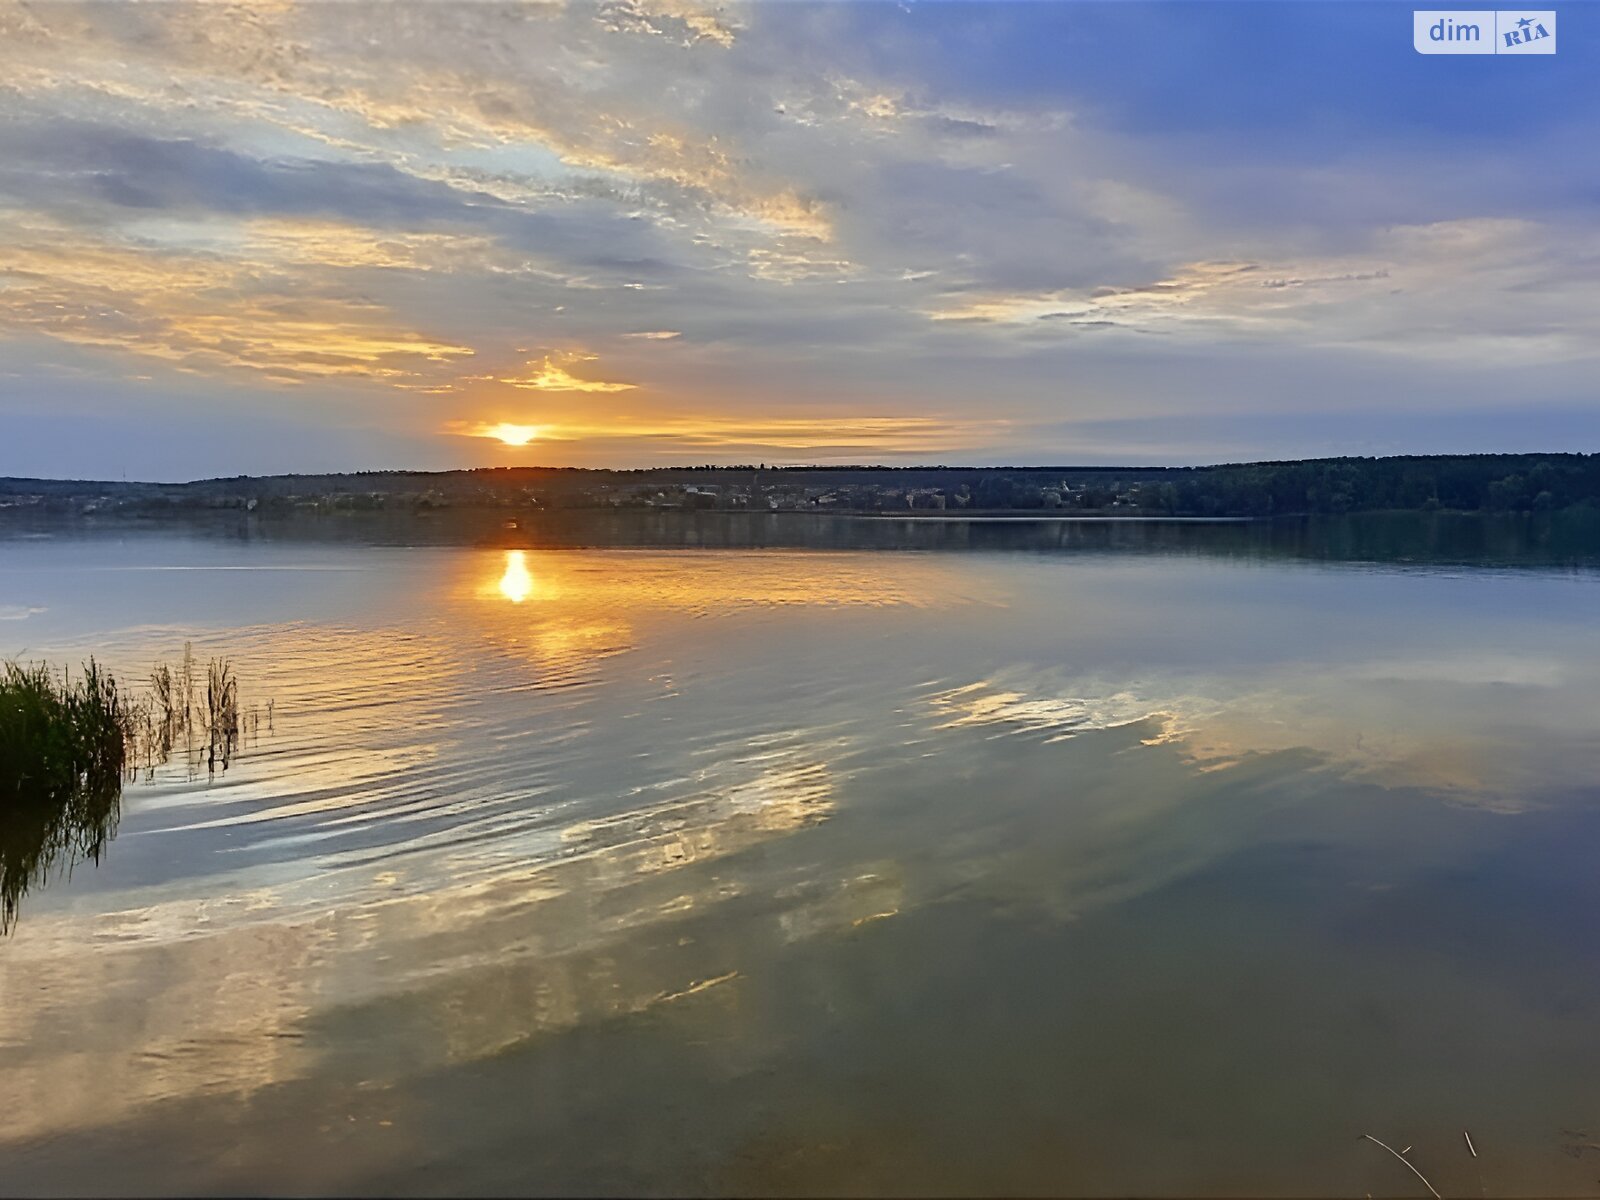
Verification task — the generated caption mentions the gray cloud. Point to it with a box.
[0,1,1595,477]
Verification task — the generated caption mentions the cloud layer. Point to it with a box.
[0,1,1596,477]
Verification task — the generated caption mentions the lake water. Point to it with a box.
[4,513,1600,1196]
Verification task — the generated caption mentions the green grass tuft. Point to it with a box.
[0,660,128,934]
[0,650,260,933]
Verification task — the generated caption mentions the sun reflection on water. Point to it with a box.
[473,547,972,615]
[498,550,535,603]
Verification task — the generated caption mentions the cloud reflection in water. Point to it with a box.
[4,540,1600,1194]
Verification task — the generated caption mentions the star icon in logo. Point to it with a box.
[1517,15,1534,29]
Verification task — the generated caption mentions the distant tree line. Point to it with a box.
[821,454,1600,516]
[1123,454,1600,516]
[4,454,1599,517]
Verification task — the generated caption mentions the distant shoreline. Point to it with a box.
[3,453,1598,520]
[853,513,1253,523]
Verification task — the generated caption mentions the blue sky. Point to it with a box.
[0,0,1596,479]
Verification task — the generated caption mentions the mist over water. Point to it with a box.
[3,515,1600,1196]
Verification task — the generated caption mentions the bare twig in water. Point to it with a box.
[179,642,196,766]
[1362,1134,1441,1199]
[1464,1130,1477,1158]
[204,657,240,776]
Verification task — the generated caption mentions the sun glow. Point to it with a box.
[485,423,542,447]
[498,550,535,603]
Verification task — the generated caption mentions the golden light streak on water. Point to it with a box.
[497,549,535,603]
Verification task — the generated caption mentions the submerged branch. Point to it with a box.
[1361,1133,1441,1199]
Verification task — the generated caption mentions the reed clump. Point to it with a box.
[0,660,129,933]
[0,647,266,933]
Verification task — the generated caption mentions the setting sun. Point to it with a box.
[486,423,542,447]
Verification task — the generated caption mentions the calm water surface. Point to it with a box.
[3,515,1600,1196]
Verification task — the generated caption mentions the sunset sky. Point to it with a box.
[1,1,1597,480]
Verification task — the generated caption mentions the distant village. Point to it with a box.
[5,455,1598,519]
[0,468,1166,517]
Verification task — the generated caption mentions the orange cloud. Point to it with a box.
[442,412,1008,457]
[0,213,476,386]
[494,352,637,393]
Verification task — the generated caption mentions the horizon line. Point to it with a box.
[4,450,1598,489]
